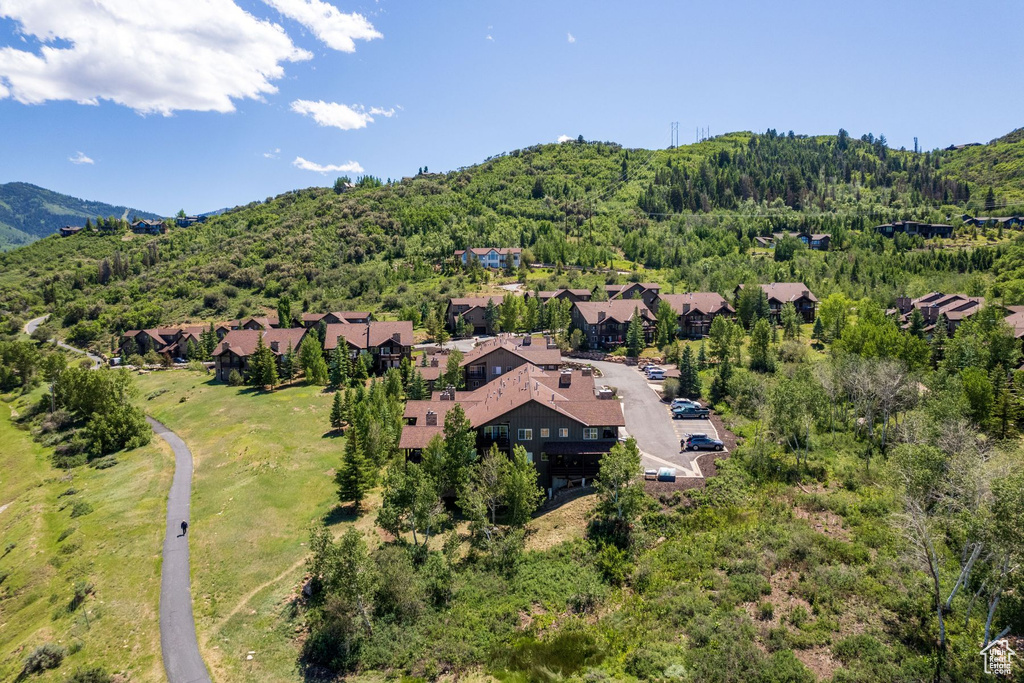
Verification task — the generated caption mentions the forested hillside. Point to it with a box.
[0,182,162,250]
[1,129,1023,347]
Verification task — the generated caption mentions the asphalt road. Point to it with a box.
[24,314,103,368]
[588,360,711,477]
[148,417,211,683]
[414,335,490,354]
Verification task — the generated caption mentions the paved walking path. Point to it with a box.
[148,417,211,683]
[24,314,103,368]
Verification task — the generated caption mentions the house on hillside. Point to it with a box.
[455,248,522,270]
[892,293,985,336]
[656,292,735,338]
[212,328,309,382]
[446,295,505,335]
[130,219,166,235]
[239,315,280,331]
[322,320,414,373]
[459,335,562,389]
[798,233,831,251]
[570,300,656,349]
[962,215,1023,229]
[736,283,818,322]
[399,365,624,495]
[59,225,83,237]
[874,221,954,239]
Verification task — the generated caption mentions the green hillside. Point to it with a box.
[1,129,1024,346]
[0,182,162,250]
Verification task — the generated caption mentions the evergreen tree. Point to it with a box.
[985,186,996,212]
[523,297,539,333]
[185,338,201,361]
[300,335,329,385]
[328,345,349,387]
[626,307,645,357]
[931,315,949,363]
[697,340,708,370]
[754,289,772,324]
[749,318,775,372]
[502,445,544,527]
[441,348,465,389]
[484,298,500,333]
[406,369,427,400]
[330,390,345,431]
[812,317,825,344]
[709,355,733,404]
[204,322,218,357]
[908,308,926,339]
[247,334,278,390]
[336,428,370,510]
[280,341,295,380]
[678,345,701,398]
[708,315,734,364]
[656,299,677,348]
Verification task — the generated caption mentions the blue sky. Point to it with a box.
[0,0,1021,216]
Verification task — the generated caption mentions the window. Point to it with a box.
[583,428,598,440]
[559,428,569,438]
[493,365,502,375]
[483,425,508,440]
[541,453,549,462]
[526,452,534,463]
[517,428,533,441]
[540,428,550,438]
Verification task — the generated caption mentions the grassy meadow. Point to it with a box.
[0,389,170,682]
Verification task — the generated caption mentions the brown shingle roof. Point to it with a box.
[573,300,654,325]
[459,336,562,368]
[212,328,308,357]
[323,321,414,350]
[449,295,505,308]
[658,292,734,316]
[752,283,819,304]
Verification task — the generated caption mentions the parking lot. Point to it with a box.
[588,360,727,478]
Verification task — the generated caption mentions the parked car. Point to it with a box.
[646,367,666,380]
[681,433,724,451]
[672,404,710,419]
[670,398,702,409]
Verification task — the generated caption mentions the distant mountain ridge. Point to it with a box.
[0,182,162,250]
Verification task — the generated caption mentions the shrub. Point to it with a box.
[90,457,118,470]
[758,600,775,620]
[0,568,9,586]
[186,360,208,373]
[22,643,67,674]
[69,666,112,683]
[228,369,243,386]
[57,527,77,542]
[661,377,681,401]
[70,501,94,518]
[58,487,78,498]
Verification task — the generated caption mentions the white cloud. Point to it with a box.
[262,0,380,52]
[69,151,93,164]
[263,148,281,158]
[290,99,394,130]
[0,0,311,115]
[567,32,576,43]
[292,156,363,174]
[557,134,573,143]
[486,34,494,41]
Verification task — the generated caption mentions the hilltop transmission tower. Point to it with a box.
[670,122,679,148]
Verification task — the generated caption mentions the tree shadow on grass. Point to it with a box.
[323,504,357,527]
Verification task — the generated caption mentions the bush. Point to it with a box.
[57,527,77,542]
[758,600,775,620]
[228,369,243,386]
[70,501,94,518]
[22,643,67,674]
[69,666,112,683]
[661,377,681,401]
[0,568,9,586]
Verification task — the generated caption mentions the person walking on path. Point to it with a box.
[180,520,188,536]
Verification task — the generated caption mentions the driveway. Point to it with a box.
[414,335,488,354]
[587,360,721,477]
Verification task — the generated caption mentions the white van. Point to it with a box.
[646,367,666,380]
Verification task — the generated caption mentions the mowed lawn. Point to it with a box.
[134,370,344,682]
[0,391,170,682]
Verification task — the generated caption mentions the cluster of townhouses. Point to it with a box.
[445,282,820,348]
[59,215,207,238]
[118,311,414,382]
[753,232,831,251]
[889,292,1024,341]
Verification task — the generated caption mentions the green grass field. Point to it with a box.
[133,370,348,682]
[0,390,170,682]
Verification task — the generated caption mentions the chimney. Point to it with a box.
[522,335,532,346]
[223,341,230,351]
[559,370,572,387]
[581,366,593,376]
[430,357,439,367]
[270,340,279,352]
[682,303,690,314]
[802,290,810,298]
[597,311,606,322]
[425,410,437,426]
[392,332,402,343]
[598,387,614,400]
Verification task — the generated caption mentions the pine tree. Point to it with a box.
[330,390,345,431]
[484,298,500,333]
[248,334,278,390]
[697,340,708,370]
[812,317,825,344]
[336,428,370,510]
[656,299,677,348]
[626,307,644,357]
[277,295,293,328]
[679,345,701,398]
[780,302,800,340]
[931,314,949,364]
[709,355,733,404]
[280,341,295,380]
[328,348,345,387]
[749,318,775,372]
[407,370,427,400]
[908,308,926,338]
